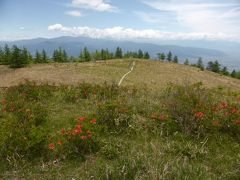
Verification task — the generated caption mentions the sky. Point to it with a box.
[0,0,240,42]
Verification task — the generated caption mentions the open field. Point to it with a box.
[0,60,239,179]
[1,59,240,90]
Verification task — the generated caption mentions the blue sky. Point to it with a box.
[0,0,240,41]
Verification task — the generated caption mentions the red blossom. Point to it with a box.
[220,101,228,109]
[233,120,240,125]
[76,124,83,129]
[194,112,205,119]
[90,118,97,124]
[61,128,66,135]
[78,117,86,122]
[1,99,7,105]
[150,113,158,120]
[159,114,167,121]
[212,120,221,127]
[81,136,87,140]
[224,112,229,117]
[48,143,55,150]
[231,108,238,114]
[57,140,63,145]
[73,128,82,135]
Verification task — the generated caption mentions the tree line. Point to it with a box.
[0,45,150,68]
[156,51,240,79]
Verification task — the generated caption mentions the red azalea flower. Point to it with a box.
[159,114,167,121]
[78,117,86,122]
[224,112,229,117]
[220,101,228,109]
[81,136,87,140]
[150,113,158,120]
[73,128,82,135]
[212,120,220,126]
[1,99,7,105]
[90,118,97,124]
[233,120,240,125]
[76,124,83,129]
[57,140,63,145]
[231,108,238,114]
[194,112,204,119]
[48,143,55,150]
[61,128,66,135]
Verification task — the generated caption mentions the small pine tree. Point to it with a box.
[42,49,48,63]
[138,49,143,59]
[115,47,123,59]
[3,44,11,65]
[83,47,91,61]
[221,66,229,76]
[231,70,236,78]
[167,51,172,62]
[143,52,150,59]
[197,57,204,70]
[0,46,3,64]
[208,60,220,73]
[35,50,42,63]
[184,58,189,65]
[173,55,179,63]
[9,45,29,68]
[62,49,68,62]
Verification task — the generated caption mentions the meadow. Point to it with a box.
[0,60,240,179]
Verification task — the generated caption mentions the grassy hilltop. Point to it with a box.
[1,59,240,90]
[0,59,240,179]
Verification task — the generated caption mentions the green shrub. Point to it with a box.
[163,82,240,138]
[96,100,132,134]
[47,116,99,160]
[0,82,50,162]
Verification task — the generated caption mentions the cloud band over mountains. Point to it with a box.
[48,24,240,41]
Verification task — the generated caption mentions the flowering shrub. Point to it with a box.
[164,82,240,137]
[0,82,50,161]
[96,100,132,134]
[47,116,99,159]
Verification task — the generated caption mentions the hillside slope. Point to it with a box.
[0,60,239,90]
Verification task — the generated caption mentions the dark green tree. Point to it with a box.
[231,70,236,78]
[0,46,3,64]
[167,51,172,62]
[197,57,204,70]
[138,49,143,59]
[42,49,48,63]
[3,44,11,65]
[143,52,150,59]
[62,49,68,62]
[184,58,189,65]
[9,45,29,68]
[35,50,42,63]
[115,47,123,59]
[207,60,221,73]
[221,66,229,76]
[80,47,91,61]
[173,55,179,63]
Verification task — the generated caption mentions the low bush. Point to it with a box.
[0,82,50,162]
[47,116,99,160]
[163,82,240,138]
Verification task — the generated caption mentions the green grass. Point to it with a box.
[0,60,240,179]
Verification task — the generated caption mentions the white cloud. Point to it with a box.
[71,0,117,12]
[65,10,83,17]
[142,1,240,36]
[48,24,240,41]
[19,27,25,30]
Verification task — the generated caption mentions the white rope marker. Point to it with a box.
[118,61,136,86]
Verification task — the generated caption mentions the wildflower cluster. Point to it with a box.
[48,116,98,158]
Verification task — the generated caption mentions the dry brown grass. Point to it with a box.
[0,59,239,90]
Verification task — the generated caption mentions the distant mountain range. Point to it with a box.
[1,36,239,70]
